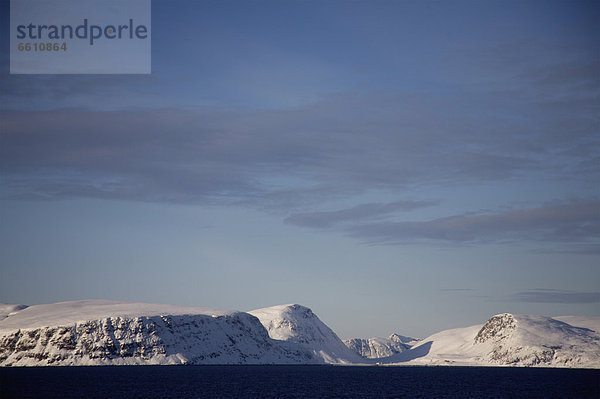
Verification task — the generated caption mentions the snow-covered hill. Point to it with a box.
[343,333,417,359]
[390,313,600,368]
[1,301,598,367]
[248,304,364,364]
[0,300,321,366]
[553,316,600,333]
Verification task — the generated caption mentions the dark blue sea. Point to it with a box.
[1,365,599,399]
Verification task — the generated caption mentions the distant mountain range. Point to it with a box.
[1,300,598,368]
[343,333,416,359]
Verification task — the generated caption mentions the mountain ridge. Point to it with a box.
[1,301,598,368]
[388,313,600,367]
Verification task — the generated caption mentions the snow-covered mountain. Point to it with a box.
[390,313,600,368]
[248,304,364,364]
[0,300,362,366]
[0,300,329,366]
[343,333,418,359]
[1,301,598,368]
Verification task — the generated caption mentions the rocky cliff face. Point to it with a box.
[0,311,308,366]
[474,313,517,344]
[343,334,414,359]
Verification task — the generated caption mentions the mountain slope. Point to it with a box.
[343,334,417,359]
[248,304,364,364]
[0,304,28,321]
[553,316,600,333]
[391,313,600,368]
[0,300,311,366]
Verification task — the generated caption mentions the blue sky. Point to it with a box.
[1,0,599,338]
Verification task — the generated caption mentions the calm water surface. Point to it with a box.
[1,365,599,399]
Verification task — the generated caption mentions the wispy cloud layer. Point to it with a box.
[345,201,600,245]
[1,81,597,206]
[511,289,600,304]
[284,200,438,228]
[440,288,475,292]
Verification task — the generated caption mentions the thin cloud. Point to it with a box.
[1,88,596,207]
[0,75,162,111]
[511,289,600,304]
[440,288,475,292]
[284,200,438,228]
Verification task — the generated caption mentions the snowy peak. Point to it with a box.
[249,304,321,343]
[249,304,363,364]
[388,333,419,346]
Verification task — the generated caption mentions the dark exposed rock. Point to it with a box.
[474,313,517,344]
